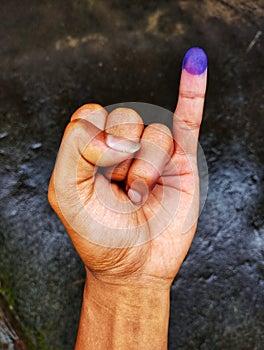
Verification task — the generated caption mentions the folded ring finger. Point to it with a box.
[127,123,174,204]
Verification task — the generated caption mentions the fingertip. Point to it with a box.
[177,48,208,98]
[105,107,144,181]
[105,107,144,142]
[127,179,149,205]
[127,189,142,205]
[71,103,107,129]
[105,134,141,153]
[182,47,208,75]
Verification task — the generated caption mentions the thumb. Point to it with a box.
[104,107,144,181]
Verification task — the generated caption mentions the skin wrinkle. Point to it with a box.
[174,118,201,131]
[149,186,173,220]
[87,250,133,277]
[77,180,95,206]
[92,261,134,279]
[88,291,116,315]
[159,173,196,196]
[173,147,197,157]
[88,234,148,277]
[141,190,172,243]
[78,153,96,175]
[142,196,158,224]
[159,164,197,195]
[179,90,205,99]
[146,248,174,282]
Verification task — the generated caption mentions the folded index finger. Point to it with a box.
[173,47,208,157]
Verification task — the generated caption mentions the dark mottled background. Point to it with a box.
[0,1,263,349]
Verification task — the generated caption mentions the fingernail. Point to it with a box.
[182,47,207,75]
[106,134,140,153]
[128,189,142,204]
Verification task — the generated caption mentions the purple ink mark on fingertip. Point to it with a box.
[182,47,208,75]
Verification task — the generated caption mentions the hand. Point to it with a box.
[48,47,207,349]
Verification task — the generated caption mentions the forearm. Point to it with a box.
[75,270,170,350]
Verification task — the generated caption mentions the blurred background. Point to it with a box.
[0,1,263,349]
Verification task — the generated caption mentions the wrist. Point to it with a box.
[75,270,171,350]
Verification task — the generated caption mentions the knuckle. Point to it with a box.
[129,164,160,184]
[180,119,201,131]
[66,119,96,148]
[143,123,173,154]
[106,108,144,140]
[179,90,205,100]
[145,123,172,136]
[108,108,143,124]
[71,104,106,130]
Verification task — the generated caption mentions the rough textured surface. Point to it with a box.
[0,295,27,350]
[0,0,263,349]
